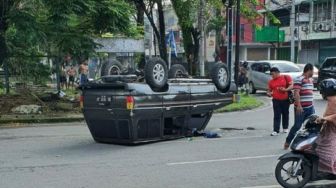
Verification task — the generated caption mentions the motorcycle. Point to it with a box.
[275,115,336,188]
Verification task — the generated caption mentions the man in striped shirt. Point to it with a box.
[284,63,315,149]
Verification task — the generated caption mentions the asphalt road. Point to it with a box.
[0,91,335,188]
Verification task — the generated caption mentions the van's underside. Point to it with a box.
[82,81,234,144]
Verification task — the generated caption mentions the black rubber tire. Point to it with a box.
[101,60,123,76]
[249,82,257,94]
[275,158,311,188]
[168,64,188,78]
[145,57,168,92]
[210,62,230,93]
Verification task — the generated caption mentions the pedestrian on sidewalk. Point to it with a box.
[238,61,249,95]
[267,67,293,136]
[67,65,76,89]
[79,60,89,85]
[60,65,67,90]
[284,63,315,149]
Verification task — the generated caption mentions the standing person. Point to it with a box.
[284,63,315,149]
[267,67,293,136]
[238,61,249,94]
[79,60,89,85]
[60,65,67,90]
[67,65,76,89]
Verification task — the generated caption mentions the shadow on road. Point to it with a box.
[306,185,336,188]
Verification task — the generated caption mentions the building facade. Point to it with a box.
[221,0,275,63]
[264,0,336,65]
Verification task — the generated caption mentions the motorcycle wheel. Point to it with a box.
[275,158,311,188]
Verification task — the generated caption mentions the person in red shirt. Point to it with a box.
[267,67,293,136]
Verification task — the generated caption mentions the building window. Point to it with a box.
[240,24,245,41]
[314,0,332,22]
[272,9,290,27]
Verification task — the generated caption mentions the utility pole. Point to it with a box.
[199,0,205,77]
[226,0,233,82]
[235,0,240,87]
[290,0,295,62]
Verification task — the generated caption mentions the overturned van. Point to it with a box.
[81,59,235,144]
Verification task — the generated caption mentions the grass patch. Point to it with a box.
[215,94,263,113]
[61,88,80,99]
[0,87,18,96]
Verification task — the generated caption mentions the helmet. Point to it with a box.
[319,78,336,97]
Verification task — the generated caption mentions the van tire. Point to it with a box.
[168,64,188,78]
[145,57,168,91]
[101,60,123,76]
[211,62,230,93]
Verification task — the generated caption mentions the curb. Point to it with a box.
[0,114,84,125]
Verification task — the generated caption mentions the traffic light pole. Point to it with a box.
[235,0,240,88]
[226,6,232,81]
[290,0,295,62]
[223,0,240,91]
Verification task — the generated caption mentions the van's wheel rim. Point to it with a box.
[108,65,121,75]
[218,68,228,86]
[153,64,165,83]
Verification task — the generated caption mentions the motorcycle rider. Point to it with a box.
[315,78,336,175]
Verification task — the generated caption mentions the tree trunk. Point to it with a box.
[156,0,167,63]
[134,0,167,62]
[135,3,144,26]
[0,20,10,94]
[55,56,61,93]
[191,29,200,75]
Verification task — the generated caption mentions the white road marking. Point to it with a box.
[241,180,336,188]
[167,154,279,166]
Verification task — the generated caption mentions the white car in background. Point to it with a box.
[247,60,302,94]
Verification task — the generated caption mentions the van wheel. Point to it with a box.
[249,82,256,94]
[101,60,123,76]
[211,62,230,93]
[145,57,168,91]
[168,64,188,78]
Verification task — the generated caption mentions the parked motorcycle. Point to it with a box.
[275,115,336,188]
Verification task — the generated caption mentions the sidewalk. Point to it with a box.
[0,113,84,125]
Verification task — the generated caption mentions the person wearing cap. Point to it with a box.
[267,67,293,136]
[284,63,315,149]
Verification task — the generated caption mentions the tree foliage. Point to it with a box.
[0,0,137,88]
[171,0,280,74]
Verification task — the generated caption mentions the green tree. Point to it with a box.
[1,0,47,93]
[171,0,279,74]
[42,0,137,91]
[1,0,137,93]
